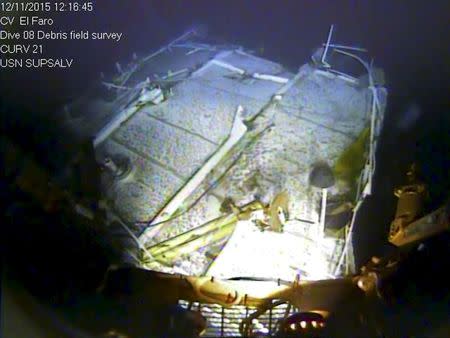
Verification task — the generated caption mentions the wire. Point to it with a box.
[239,299,289,337]
[227,276,294,286]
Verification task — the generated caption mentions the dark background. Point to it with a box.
[2,1,450,115]
[1,0,449,282]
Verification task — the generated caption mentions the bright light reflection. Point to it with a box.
[207,220,335,281]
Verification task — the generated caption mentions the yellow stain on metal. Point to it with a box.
[333,127,370,197]
[143,201,265,266]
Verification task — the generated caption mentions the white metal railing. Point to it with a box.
[313,26,386,275]
[327,49,384,276]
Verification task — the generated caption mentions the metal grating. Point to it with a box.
[178,299,297,337]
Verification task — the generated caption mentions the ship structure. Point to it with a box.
[58,26,387,335]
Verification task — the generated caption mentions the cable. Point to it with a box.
[239,299,289,337]
[227,276,294,287]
